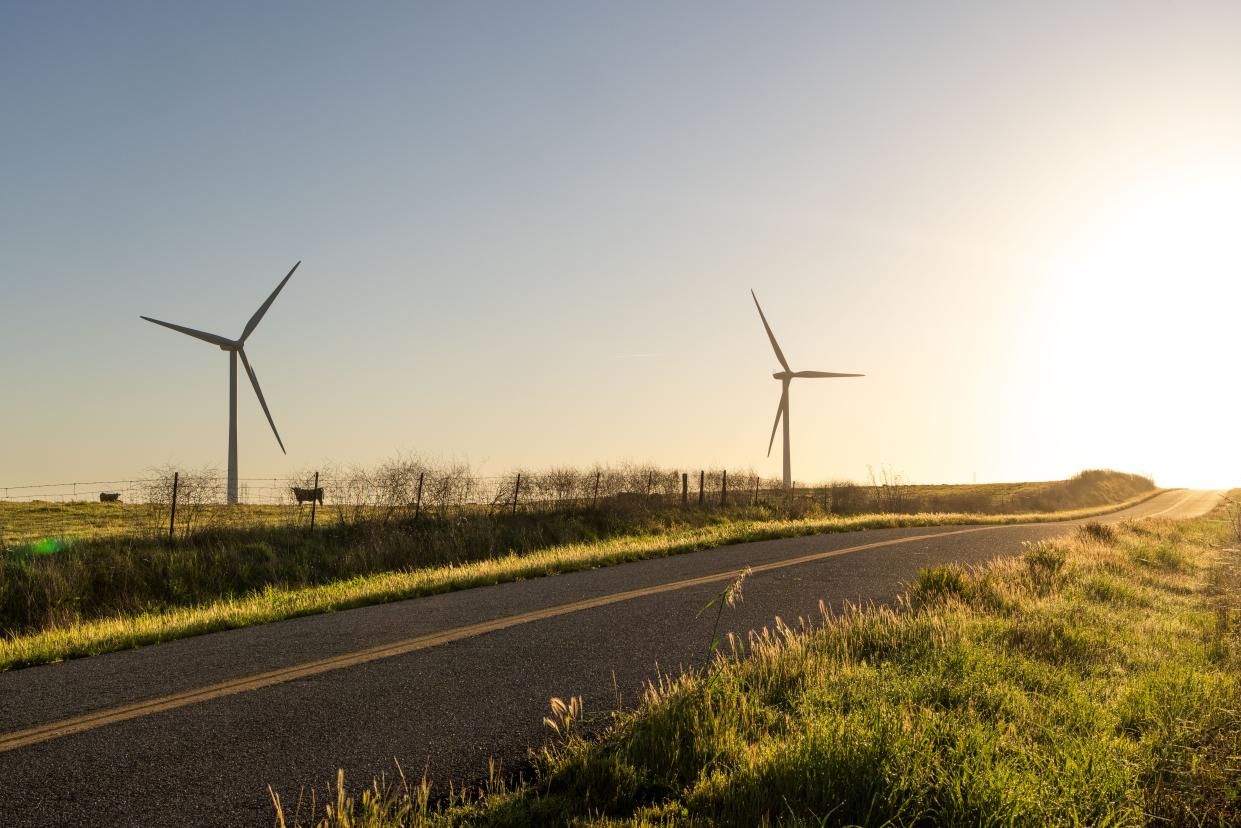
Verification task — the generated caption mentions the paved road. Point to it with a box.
[0,489,1221,826]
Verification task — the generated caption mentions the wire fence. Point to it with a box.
[0,464,871,549]
[0,468,870,508]
[0,478,289,504]
[0,465,1155,551]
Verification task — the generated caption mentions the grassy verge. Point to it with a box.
[278,495,1240,827]
[0,491,1163,672]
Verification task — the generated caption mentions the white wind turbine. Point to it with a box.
[141,262,300,505]
[751,290,863,489]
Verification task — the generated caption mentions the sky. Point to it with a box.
[3,2,1241,491]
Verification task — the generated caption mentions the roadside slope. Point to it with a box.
[1,489,1167,670]
[0,489,1217,827]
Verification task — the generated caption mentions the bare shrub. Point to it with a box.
[828,480,866,514]
[423,462,474,519]
[323,464,375,527]
[138,465,227,539]
[868,464,911,513]
[372,455,429,523]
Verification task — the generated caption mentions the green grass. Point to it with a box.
[0,499,300,548]
[0,491,1164,672]
[276,498,1241,827]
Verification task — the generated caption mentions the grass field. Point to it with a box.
[277,497,1241,827]
[0,469,1156,670]
[0,469,1154,550]
[0,488,1162,672]
[0,500,297,548]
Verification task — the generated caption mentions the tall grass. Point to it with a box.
[277,507,1241,827]
[0,492,1163,671]
[0,465,1154,636]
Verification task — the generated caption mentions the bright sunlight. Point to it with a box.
[1039,156,1241,487]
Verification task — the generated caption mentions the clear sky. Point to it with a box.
[3,2,1240,489]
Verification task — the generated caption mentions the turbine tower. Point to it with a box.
[751,290,863,489]
[141,262,299,504]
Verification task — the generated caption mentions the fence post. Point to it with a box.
[309,471,319,532]
[698,470,704,506]
[721,470,728,507]
[682,473,688,506]
[413,472,425,521]
[168,471,179,544]
[753,477,760,507]
[592,471,600,509]
[646,471,652,497]
[512,473,521,515]
[821,485,828,513]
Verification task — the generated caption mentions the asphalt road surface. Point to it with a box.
[0,489,1221,826]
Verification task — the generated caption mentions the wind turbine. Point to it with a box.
[751,290,863,489]
[141,262,300,505]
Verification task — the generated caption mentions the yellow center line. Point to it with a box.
[0,491,1207,754]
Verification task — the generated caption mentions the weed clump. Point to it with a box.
[1078,521,1116,544]
[1082,573,1144,606]
[1130,539,1189,571]
[1024,540,1068,593]
[910,564,973,609]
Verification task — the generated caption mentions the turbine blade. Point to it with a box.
[140,316,235,348]
[767,384,789,457]
[240,261,300,343]
[791,371,865,378]
[238,348,286,454]
[750,290,790,372]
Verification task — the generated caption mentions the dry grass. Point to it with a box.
[0,490,1161,671]
[278,499,1241,827]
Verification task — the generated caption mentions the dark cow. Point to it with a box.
[292,486,324,505]
[99,492,121,503]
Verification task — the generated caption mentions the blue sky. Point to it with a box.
[4,2,1241,488]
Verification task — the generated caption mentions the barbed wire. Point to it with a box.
[0,469,807,506]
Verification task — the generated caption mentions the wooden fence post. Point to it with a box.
[721,470,728,507]
[309,471,319,531]
[682,473,688,506]
[512,473,522,515]
[753,477,760,507]
[646,471,652,497]
[698,470,705,506]
[168,471,179,545]
[592,471,600,509]
[414,472,424,521]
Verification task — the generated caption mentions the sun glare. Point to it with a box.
[1039,158,1241,487]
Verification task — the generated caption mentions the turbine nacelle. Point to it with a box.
[773,370,864,380]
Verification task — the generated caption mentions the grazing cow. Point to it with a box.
[99,492,121,503]
[292,486,324,505]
